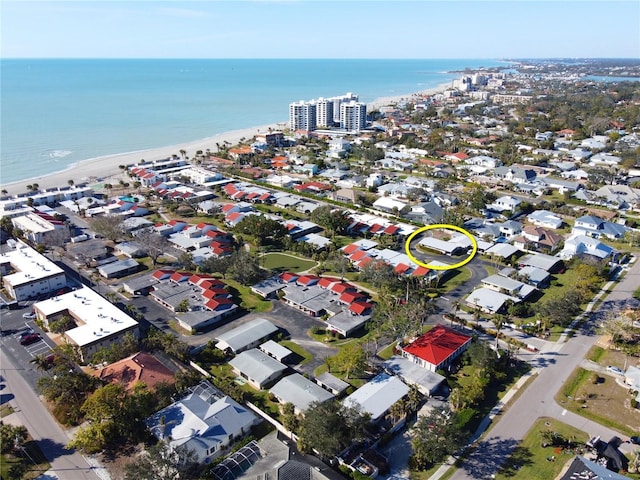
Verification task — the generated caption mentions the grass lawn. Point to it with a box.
[377,342,398,360]
[0,403,14,418]
[494,417,589,480]
[280,340,314,365]
[555,366,640,437]
[261,252,317,272]
[439,267,473,293]
[0,439,51,480]
[587,345,606,363]
[223,279,273,312]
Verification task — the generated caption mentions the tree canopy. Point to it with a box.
[298,399,370,458]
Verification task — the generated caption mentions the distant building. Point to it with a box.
[340,101,367,132]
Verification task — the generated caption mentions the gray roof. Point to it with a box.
[251,276,287,297]
[485,243,521,259]
[215,318,279,353]
[325,310,371,336]
[269,374,334,412]
[383,356,445,395]
[316,372,350,395]
[519,253,563,272]
[259,340,292,361]
[229,349,287,386]
[343,373,409,421]
[98,258,139,276]
[518,266,550,284]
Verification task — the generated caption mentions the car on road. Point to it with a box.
[606,365,624,376]
[22,311,36,320]
[20,333,40,346]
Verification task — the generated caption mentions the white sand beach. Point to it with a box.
[1,82,451,196]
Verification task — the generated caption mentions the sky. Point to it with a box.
[1,0,639,59]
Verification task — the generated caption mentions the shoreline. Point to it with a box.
[1,82,451,196]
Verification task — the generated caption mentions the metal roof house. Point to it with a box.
[215,318,279,354]
[229,349,288,390]
[465,287,520,314]
[400,324,472,372]
[383,356,446,396]
[343,373,409,422]
[269,374,334,415]
[146,381,260,464]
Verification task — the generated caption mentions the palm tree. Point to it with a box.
[450,300,461,327]
[30,354,51,373]
[493,314,505,350]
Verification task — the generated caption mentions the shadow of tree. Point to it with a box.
[458,436,533,479]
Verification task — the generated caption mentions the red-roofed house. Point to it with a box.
[350,250,370,262]
[152,269,175,281]
[297,275,319,286]
[279,272,299,283]
[93,352,176,392]
[349,302,373,315]
[401,324,472,372]
[412,266,430,276]
[394,263,412,275]
[330,282,357,295]
[318,277,340,289]
[383,225,400,235]
[369,224,385,234]
[339,291,366,305]
[342,244,361,255]
[170,271,191,283]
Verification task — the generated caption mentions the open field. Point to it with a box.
[261,252,317,272]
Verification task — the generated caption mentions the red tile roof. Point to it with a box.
[93,352,175,392]
[152,269,174,280]
[394,263,411,274]
[402,324,471,367]
[343,243,361,255]
[170,271,191,283]
[339,291,366,304]
[330,282,356,294]
[350,250,370,262]
[412,266,430,276]
[318,277,340,289]
[384,225,400,235]
[349,302,373,315]
[297,275,319,286]
[280,272,299,283]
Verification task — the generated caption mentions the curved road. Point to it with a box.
[448,260,640,479]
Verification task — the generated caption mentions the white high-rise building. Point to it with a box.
[289,101,317,131]
[340,101,367,132]
[316,98,334,128]
[332,92,359,124]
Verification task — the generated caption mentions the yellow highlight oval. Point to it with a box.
[404,224,478,271]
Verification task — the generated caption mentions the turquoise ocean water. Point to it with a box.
[1,59,502,184]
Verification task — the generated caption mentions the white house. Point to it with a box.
[488,195,522,212]
[527,210,563,229]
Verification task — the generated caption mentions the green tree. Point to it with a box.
[310,205,351,236]
[0,423,28,454]
[329,343,367,379]
[176,298,190,313]
[298,399,370,458]
[234,215,287,247]
[411,407,463,470]
[226,249,268,285]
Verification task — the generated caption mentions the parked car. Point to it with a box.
[20,333,40,346]
[606,365,624,376]
[22,311,36,320]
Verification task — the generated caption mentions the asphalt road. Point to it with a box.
[448,260,640,480]
[0,349,99,480]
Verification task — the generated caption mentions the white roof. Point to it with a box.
[259,340,292,360]
[344,373,409,421]
[372,196,408,211]
[383,356,445,395]
[228,349,287,385]
[466,287,519,313]
[269,374,334,412]
[0,241,65,287]
[34,286,138,347]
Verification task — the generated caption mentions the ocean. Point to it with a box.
[0,58,503,185]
